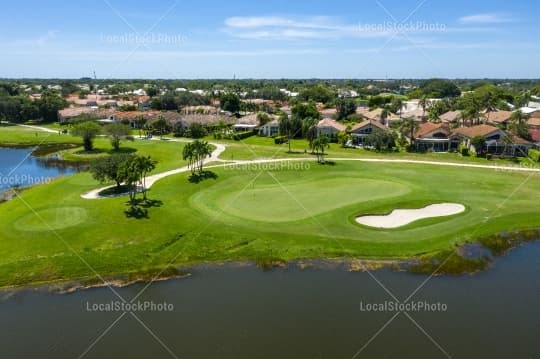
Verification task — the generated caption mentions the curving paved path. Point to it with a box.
[81,140,226,199]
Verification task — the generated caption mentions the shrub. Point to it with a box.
[274,136,288,145]
[233,131,256,141]
[529,149,540,162]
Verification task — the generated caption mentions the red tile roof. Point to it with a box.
[351,119,388,132]
[414,123,450,138]
[485,111,512,124]
[317,118,346,131]
[452,125,502,138]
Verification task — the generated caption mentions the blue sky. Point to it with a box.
[1,0,538,78]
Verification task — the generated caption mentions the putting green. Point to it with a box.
[14,207,88,232]
[191,175,410,222]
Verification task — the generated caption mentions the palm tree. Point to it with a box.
[380,107,391,127]
[511,110,529,126]
[428,107,441,123]
[419,95,430,122]
[302,117,318,153]
[279,113,293,153]
[135,115,147,139]
[399,117,419,144]
[312,135,330,163]
[136,156,157,200]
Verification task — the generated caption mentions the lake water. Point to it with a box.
[0,147,76,193]
[1,241,539,358]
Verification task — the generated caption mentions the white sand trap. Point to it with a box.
[356,203,466,229]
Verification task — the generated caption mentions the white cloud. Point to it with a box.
[458,13,514,24]
[223,15,393,40]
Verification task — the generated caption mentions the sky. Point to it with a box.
[0,0,539,79]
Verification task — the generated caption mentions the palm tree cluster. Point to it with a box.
[182,140,213,175]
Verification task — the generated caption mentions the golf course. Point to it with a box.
[0,125,539,289]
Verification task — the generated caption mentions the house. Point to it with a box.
[316,118,346,137]
[452,125,507,153]
[440,110,462,124]
[400,108,425,122]
[258,119,280,137]
[527,117,540,130]
[451,124,531,156]
[484,110,513,127]
[350,120,389,147]
[414,123,459,152]
[319,108,338,118]
[233,113,267,132]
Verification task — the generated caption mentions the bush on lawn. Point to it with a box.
[274,136,288,145]
[529,149,540,162]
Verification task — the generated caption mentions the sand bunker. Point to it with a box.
[356,203,465,229]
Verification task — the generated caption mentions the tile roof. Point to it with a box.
[485,110,513,124]
[351,119,388,132]
[414,122,450,138]
[317,118,346,131]
[452,124,502,138]
[440,110,462,123]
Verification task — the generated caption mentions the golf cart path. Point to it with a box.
[81,141,226,199]
[16,124,59,133]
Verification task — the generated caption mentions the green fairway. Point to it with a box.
[191,176,410,222]
[0,154,538,288]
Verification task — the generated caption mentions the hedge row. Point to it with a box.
[274,136,288,145]
[233,130,256,141]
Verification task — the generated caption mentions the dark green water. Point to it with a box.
[1,241,539,358]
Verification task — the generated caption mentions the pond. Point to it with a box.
[1,241,539,358]
[0,147,79,194]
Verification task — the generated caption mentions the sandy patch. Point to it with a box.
[356,203,465,229]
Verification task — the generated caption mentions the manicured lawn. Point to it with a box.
[0,158,538,288]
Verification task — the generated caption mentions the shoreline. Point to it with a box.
[1,233,538,297]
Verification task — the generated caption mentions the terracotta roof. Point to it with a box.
[414,123,450,138]
[527,117,540,127]
[506,133,532,145]
[235,113,259,126]
[319,108,337,117]
[440,110,462,123]
[485,110,512,124]
[351,119,388,132]
[363,108,384,120]
[452,125,502,138]
[529,129,540,142]
[180,114,234,125]
[317,118,346,131]
[58,107,113,119]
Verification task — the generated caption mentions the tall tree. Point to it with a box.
[399,117,419,144]
[312,135,330,163]
[71,121,101,151]
[104,122,132,151]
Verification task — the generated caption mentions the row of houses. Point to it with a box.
[294,116,535,156]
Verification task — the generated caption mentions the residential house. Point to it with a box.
[316,118,346,137]
[414,123,459,152]
[484,110,513,128]
[439,110,462,125]
[451,124,531,156]
[527,117,540,143]
[350,120,389,147]
[258,119,280,137]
